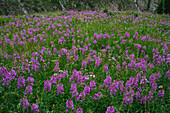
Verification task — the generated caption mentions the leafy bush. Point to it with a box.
[51,0,59,3]
[33,6,39,12]
[33,0,39,4]
[156,0,165,14]
[88,1,95,10]
[41,7,45,12]
[118,3,122,11]
[165,0,170,14]
[107,11,113,16]
[0,9,3,15]
[134,13,138,18]
[103,8,108,14]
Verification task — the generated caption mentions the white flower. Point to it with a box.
[59,70,63,72]
[85,76,89,80]
[145,78,150,83]
[159,85,163,88]
[53,73,58,76]
[89,74,93,77]
[112,57,118,62]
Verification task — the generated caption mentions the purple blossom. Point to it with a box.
[147,90,153,100]
[77,91,86,102]
[26,77,34,85]
[2,69,15,86]
[94,92,103,100]
[24,85,32,94]
[47,50,51,55]
[103,64,109,73]
[135,91,141,101]
[140,96,147,104]
[103,76,112,87]
[122,61,127,67]
[158,90,164,97]
[141,36,146,41]
[63,70,68,77]
[50,74,58,86]
[17,76,25,89]
[81,60,87,68]
[134,44,142,49]
[90,80,96,90]
[66,99,74,110]
[77,107,83,113]
[83,85,90,95]
[71,88,78,98]
[166,70,170,79]
[95,57,102,68]
[57,83,64,95]
[149,74,155,83]
[54,61,59,72]
[44,80,51,92]
[135,63,141,69]
[106,106,115,113]
[31,104,39,112]
[93,40,97,44]
[53,48,57,54]
[123,95,133,105]
[20,98,30,110]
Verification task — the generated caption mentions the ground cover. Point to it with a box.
[0,10,170,113]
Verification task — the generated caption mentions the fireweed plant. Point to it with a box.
[0,10,170,113]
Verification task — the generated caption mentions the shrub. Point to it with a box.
[33,6,39,12]
[51,0,58,3]
[103,8,108,14]
[165,0,170,14]
[134,13,138,18]
[107,11,113,16]
[33,0,39,4]
[41,7,45,12]
[118,3,122,11]
[0,9,3,15]
[156,0,165,14]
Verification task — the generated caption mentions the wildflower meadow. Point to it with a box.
[0,10,170,113]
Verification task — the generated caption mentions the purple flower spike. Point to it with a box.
[44,80,51,92]
[20,98,30,111]
[24,85,32,94]
[83,85,90,95]
[54,62,59,72]
[66,99,74,110]
[77,107,83,113]
[57,83,64,95]
[90,80,96,90]
[26,77,34,85]
[103,64,109,73]
[81,60,87,68]
[158,90,164,97]
[94,92,103,100]
[103,76,112,87]
[106,106,115,113]
[31,104,39,112]
[149,74,155,83]
[17,76,25,89]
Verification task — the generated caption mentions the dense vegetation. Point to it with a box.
[0,10,170,112]
[0,0,170,15]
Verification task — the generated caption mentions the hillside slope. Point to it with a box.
[0,0,169,15]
